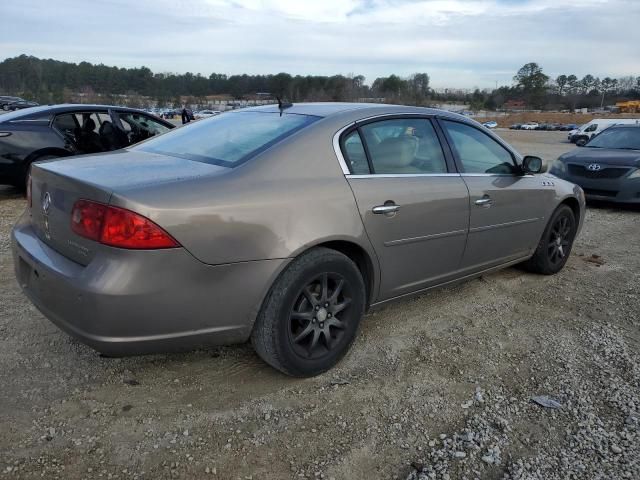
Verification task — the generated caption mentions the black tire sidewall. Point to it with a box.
[539,206,577,273]
[267,251,365,377]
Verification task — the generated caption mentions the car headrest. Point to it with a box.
[371,136,417,170]
[83,118,96,131]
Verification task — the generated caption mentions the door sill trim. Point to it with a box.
[369,255,531,309]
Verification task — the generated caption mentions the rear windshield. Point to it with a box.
[134,111,319,167]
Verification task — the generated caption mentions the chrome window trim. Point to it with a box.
[332,122,356,175]
[332,113,448,176]
[346,173,461,179]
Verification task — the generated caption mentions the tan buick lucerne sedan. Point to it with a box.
[12,103,585,376]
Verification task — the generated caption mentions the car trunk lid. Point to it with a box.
[29,150,227,265]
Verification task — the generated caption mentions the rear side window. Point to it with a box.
[441,120,516,174]
[342,131,370,174]
[358,118,447,174]
[136,111,319,167]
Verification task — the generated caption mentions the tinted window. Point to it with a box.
[342,130,369,174]
[117,112,170,143]
[359,118,447,174]
[442,120,515,174]
[587,127,640,150]
[136,111,319,167]
[53,113,79,134]
[585,124,598,132]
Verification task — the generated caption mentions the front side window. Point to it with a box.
[442,120,516,174]
[136,111,319,167]
[585,124,598,132]
[357,118,447,174]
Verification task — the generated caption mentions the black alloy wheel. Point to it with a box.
[547,214,572,267]
[522,205,577,275]
[251,247,365,377]
[288,272,352,359]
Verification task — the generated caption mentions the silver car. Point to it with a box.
[12,103,585,377]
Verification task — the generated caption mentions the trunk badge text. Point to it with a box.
[42,192,52,240]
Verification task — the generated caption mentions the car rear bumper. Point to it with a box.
[11,211,288,355]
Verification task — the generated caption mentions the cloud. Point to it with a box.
[0,0,638,88]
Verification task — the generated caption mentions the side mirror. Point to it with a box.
[522,155,546,174]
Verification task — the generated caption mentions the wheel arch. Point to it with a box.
[25,147,71,165]
[315,239,377,309]
[559,196,581,222]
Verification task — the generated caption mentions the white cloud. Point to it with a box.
[0,0,638,88]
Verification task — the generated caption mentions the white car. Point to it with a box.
[482,121,498,129]
[520,122,539,130]
[195,110,221,119]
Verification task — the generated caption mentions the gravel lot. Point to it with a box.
[0,131,638,479]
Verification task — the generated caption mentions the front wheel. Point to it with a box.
[251,247,366,377]
[575,136,589,147]
[522,205,577,275]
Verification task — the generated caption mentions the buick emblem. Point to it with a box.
[41,192,52,214]
[587,164,601,171]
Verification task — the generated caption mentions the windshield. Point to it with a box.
[587,128,640,150]
[135,111,319,167]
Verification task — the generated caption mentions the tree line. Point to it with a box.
[0,55,432,107]
[471,62,640,111]
[1,55,638,110]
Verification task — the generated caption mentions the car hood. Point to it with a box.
[559,148,640,167]
[37,149,230,193]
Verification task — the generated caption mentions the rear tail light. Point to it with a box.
[71,200,179,249]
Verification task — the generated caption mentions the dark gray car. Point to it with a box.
[12,103,586,376]
[549,124,640,204]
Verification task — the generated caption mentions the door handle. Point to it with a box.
[372,204,400,214]
[475,196,493,207]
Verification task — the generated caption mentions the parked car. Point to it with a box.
[560,124,579,132]
[482,120,498,129]
[521,122,538,130]
[535,123,549,131]
[195,109,221,119]
[4,100,39,111]
[569,118,640,146]
[1,96,23,109]
[12,103,585,377]
[509,123,522,130]
[0,104,174,187]
[549,124,640,204]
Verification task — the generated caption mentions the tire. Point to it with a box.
[251,247,366,377]
[522,205,577,275]
[2,105,8,111]
[576,136,589,147]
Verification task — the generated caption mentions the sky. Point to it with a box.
[1,0,639,89]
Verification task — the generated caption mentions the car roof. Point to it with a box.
[0,104,160,123]
[237,102,471,121]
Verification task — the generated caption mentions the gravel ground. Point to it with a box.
[0,131,638,479]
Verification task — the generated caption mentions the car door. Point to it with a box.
[342,116,470,300]
[438,118,553,271]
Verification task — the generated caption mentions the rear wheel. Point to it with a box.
[251,247,366,377]
[522,205,577,275]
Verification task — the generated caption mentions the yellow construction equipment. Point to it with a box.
[616,101,640,113]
